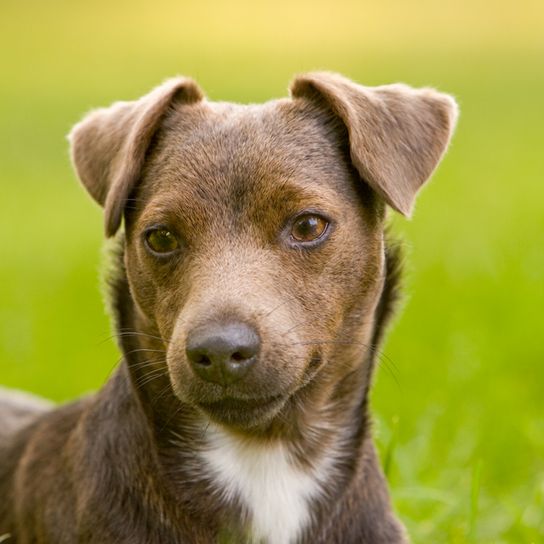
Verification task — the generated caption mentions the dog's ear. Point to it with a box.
[290,72,458,216]
[69,77,204,236]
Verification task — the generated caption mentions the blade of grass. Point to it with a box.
[383,415,400,478]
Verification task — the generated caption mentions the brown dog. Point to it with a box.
[0,72,457,543]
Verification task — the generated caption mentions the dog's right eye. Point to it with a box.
[144,227,179,255]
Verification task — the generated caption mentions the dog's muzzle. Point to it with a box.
[185,321,260,386]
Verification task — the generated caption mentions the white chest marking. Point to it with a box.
[201,427,333,544]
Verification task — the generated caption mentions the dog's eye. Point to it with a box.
[145,227,179,254]
[291,214,329,243]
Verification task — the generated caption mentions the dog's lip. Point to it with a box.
[197,394,283,413]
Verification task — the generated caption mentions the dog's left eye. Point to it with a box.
[144,227,179,255]
[291,214,329,244]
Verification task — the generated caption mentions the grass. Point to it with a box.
[1,1,543,541]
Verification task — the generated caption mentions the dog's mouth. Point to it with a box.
[196,394,286,428]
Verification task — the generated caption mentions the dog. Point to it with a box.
[0,72,457,543]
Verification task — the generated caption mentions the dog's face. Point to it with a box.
[70,73,457,431]
[124,100,384,428]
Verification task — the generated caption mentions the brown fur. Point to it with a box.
[0,72,457,543]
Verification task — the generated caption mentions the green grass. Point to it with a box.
[1,1,543,541]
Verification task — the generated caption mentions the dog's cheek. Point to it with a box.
[164,319,208,404]
[255,305,311,391]
[161,304,199,399]
[294,231,383,378]
[123,247,162,322]
[164,342,189,402]
[325,242,385,375]
[154,287,191,344]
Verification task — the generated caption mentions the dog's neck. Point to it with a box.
[114,340,369,541]
[103,239,401,541]
[109,361,369,542]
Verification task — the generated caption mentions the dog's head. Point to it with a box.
[69,73,457,431]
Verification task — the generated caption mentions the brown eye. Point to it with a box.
[145,227,179,254]
[291,214,329,243]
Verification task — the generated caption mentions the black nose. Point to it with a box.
[186,322,260,386]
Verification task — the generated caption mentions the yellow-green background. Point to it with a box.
[1,1,543,541]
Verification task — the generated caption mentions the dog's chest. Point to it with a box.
[201,427,332,544]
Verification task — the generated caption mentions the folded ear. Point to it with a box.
[69,77,204,236]
[290,72,458,216]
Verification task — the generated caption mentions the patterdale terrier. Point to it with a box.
[0,72,457,543]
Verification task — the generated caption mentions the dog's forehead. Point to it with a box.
[140,98,356,207]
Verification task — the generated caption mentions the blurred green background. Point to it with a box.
[1,0,543,541]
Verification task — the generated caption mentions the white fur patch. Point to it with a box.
[201,425,334,543]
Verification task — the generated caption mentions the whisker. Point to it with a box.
[129,358,168,370]
[281,318,313,336]
[134,368,169,389]
[116,332,167,343]
[259,299,290,320]
[277,338,401,386]
[123,348,168,357]
[97,329,169,347]
[151,382,175,408]
[116,328,170,344]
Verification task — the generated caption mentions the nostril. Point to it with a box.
[196,354,212,367]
